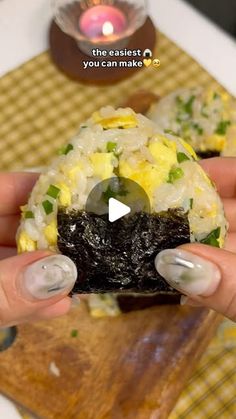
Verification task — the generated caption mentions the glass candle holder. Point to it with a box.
[51,0,148,56]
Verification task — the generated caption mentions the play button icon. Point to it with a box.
[85,177,150,218]
[108,198,131,222]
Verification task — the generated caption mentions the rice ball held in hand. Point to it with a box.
[17,107,227,294]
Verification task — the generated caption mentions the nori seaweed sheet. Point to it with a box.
[57,208,190,294]
[197,150,220,159]
[117,294,180,312]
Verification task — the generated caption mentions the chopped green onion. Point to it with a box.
[177,152,190,163]
[192,123,203,135]
[213,92,220,100]
[47,184,60,199]
[42,200,53,215]
[189,198,193,210]
[201,104,209,118]
[200,227,221,247]
[184,95,195,116]
[71,329,78,338]
[176,96,183,106]
[24,211,34,219]
[176,95,195,122]
[102,185,128,204]
[176,96,184,123]
[167,167,184,183]
[215,120,231,135]
[181,122,191,133]
[164,129,178,136]
[80,125,87,128]
[58,143,74,155]
[102,186,117,203]
[119,189,128,197]
[106,141,117,153]
[65,143,74,154]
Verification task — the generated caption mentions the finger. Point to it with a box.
[0,247,17,260]
[200,157,236,198]
[0,173,39,216]
[223,199,236,232]
[155,243,236,322]
[28,297,72,322]
[225,233,236,253]
[0,215,20,246]
[6,297,73,327]
[0,251,77,327]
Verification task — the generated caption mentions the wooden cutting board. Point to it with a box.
[0,303,220,419]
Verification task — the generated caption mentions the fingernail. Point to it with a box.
[155,249,221,297]
[22,255,77,300]
[180,295,202,307]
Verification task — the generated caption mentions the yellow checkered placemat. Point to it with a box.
[0,31,236,418]
[0,32,227,171]
[170,319,236,419]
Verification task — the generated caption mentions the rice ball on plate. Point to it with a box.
[17,107,227,295]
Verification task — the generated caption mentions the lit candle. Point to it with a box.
[79,5,127,40]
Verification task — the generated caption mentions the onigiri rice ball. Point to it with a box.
[147,87,236,157]
[17,107,227,294]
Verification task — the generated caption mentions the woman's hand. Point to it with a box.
[0,173,77,327]
[155,157,236,322]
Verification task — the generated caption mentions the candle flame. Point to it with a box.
[102,21,114,36]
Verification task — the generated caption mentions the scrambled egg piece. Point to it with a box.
[206,134,226,152]
[17,231,37,253]
[119,137,178,199]
[179,138,198,160]
[149,137,177,165]
[205,89,229,105]
[88,294,121,318]
[90,153,114,180]
[60,161,87,185]
[44,219,57,246]
[56,183,71,206]
[119,160,164,200]
[63,165,81,184]
[92,112,138,129]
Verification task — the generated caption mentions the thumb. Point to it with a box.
[0,252,77,327]
[155,244,236,322]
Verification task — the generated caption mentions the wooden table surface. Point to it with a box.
[0,302,220,419]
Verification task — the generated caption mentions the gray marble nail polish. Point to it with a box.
[23,255,77,300]
[155,249,221,296]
